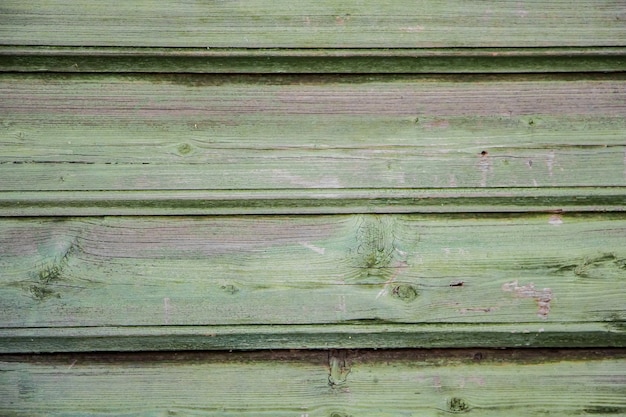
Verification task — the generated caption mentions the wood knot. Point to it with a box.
[177,143,193,155]
[348,215,401,283]
[28,242,77,301]
[448,397,470,413]
[391,284,418,302]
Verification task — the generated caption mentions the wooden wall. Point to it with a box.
[1,1,625,415]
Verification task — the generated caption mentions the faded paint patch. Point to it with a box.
[335,295,347,314]
[623,148,626,180]
[478,151,492,187]
[459,376,486,388]
[299,241,325,255]
[400,25,425,32]
[548,214,563,226]
[163,297,172,325]
[502,280,553,319]
[546,150,556,177]
[271,168,341,188]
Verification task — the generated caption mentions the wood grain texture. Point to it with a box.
[1,214,624,351]
[1,1,625,48]
[2,47,625,73]
[1,349,625,416]
[2,74,625,195]
[2,188,625,216]
[2,323,625,353]
[2,6,625,416]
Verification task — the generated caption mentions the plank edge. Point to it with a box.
[1,323,623,353]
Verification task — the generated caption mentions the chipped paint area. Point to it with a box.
[502,280,553,319]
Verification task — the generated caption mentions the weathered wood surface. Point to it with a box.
[2,188,626,216]
[2,74,625,206]
[1,349,625,416]
[2,1,625,48]
[2,47,625,73]
[1,213,624,351]
[3,323,624,353]
[2,3,625,416]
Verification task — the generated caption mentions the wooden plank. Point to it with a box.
[2,46,625,73]
[2,74,625,193]
[1,188,625,216]
[1,1,624,48]
[1,214,624,351]
[1,349,625,416]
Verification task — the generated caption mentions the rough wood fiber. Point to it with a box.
[2,74,625,198]
[1,214,624,351]
[1,350,625,416]
[1,1,625,48]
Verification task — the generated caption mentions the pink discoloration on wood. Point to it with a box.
[422,119,450,130]
[502,280,553,319]
[549,214,563,225]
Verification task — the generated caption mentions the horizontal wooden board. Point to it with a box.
[1,1,625,48]
[2,74,625,195]
[2,47,625,73]
[1,349,625,416]
[1,214,624,351]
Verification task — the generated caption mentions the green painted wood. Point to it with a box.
[1,47,625,73]
[1,323,624,353]
[1,349,625,415]
[1,188,625,216]
[1,214,624,351]
[2,74,625,193]
[1,1,625,48]
[2,6,625,415]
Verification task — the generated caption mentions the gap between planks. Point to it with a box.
[1,46,625,73]
[1,348,625,416]
[1,323,625,353]
[1,188,625,216]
